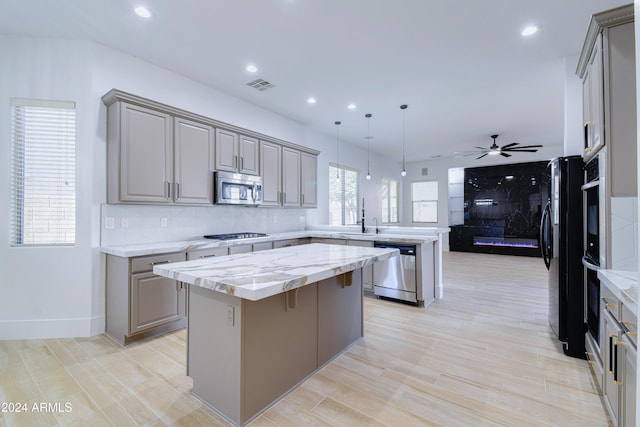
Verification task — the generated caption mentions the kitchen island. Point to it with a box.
[153,243,397,426]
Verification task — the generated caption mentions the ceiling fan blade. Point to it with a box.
[474,146,487,150]
[476,153,488,160]
[504,144,543,150]
[500,152,512,157]
[500,142,518,149]
[505,149,539,153]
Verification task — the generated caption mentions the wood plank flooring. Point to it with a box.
[0,252,611,426]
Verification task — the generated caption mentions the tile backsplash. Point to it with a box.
[101,204,306,246]
[610,196,638,272]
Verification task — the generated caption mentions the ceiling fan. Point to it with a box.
[474,134,542,159]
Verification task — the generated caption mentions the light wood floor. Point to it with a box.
[0,252,611,426]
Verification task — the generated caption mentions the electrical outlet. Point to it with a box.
[121,218,129,228]
[226,305,235,327]
[160,217,168,227]
[104,217,115,229]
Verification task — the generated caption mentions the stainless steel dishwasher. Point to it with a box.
[373,242,417,304]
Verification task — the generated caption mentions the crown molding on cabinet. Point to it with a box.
[101,89,320,156]
[576,3,634,78]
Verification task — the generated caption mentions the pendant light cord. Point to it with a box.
[400,104,407,176]
[335,121,341,179]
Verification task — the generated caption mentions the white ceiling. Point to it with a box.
[0,0,630,162]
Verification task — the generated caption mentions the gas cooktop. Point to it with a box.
[203,232,268,240]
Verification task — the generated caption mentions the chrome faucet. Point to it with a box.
[360,198,366,233]
[372,217,380,234]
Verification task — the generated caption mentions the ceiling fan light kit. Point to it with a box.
[474,134,542,160]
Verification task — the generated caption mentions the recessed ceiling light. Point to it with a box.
[246,64,258,73]
[307,97,317,104]
[521,25,538,36]
[347,103,357,110]
[134,6,152,18]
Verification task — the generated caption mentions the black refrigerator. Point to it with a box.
[540,156,585,359]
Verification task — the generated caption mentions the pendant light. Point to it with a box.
[335,121,341,179]
[365,113,372,180]
[400,104,408,177]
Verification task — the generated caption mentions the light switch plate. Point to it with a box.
[160,217,168,227]
[104,217,115,229]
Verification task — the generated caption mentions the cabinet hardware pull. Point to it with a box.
[176,182,180,199]
[302,194,304,204]
[200,254,217,258]
[234,155,238,169]
[241,157,244,171]
[283,192,286,204]
[150,260,170,266]
[584,147,593,152]
[613,340,619,383]
[584,121,593,127]
[167,182,171,198]
[609,335,614,373]
[628,332,638,337]
[606,303,616,309]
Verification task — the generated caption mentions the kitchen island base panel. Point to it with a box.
[187,270,363,426]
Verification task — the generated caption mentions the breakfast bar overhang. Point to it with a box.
[153,243,398,426]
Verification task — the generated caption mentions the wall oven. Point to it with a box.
[581,151,606,353]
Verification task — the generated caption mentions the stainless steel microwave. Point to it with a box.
[214,171,263,206]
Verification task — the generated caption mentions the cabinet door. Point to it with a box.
[239,135,259,175]
[174,118,215,204]
[215,128,239,172]
[583,35,604,161]
[603,310,621,424]
[130,272,185,335]
[260,141,282,206]
[347,240,374,291]
[301,152,317,208]
[120,103,172,203]
[622,337,636,427]
[282,147,301,207]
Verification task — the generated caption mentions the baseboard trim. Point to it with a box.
[0,315,105,340]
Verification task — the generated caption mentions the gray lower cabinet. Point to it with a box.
[106,252,187,345]
[601,286,637,426]
[186,247,229,260]
[272,238,311,248]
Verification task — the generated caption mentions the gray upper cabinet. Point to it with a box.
[215,129,259,175]
[282,147,301,207]
[577,4,636,196]
[103,89,319,206]
[301,151,317,208]
[110,102,173,203]
[239,135,259,175]
[260,140,282,206]
[174,117,215,204]
[261,141,315,208]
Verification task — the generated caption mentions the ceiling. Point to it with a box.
[0,0,630,162]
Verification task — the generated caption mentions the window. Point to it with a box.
[10,98,76,246]
[329,164,360,226]
[381,177,399,223]
[412,180,438,223]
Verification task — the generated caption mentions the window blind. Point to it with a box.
[10,98,76,246]
[329,163,360,226]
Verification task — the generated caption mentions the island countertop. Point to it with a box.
[153,243,398,301]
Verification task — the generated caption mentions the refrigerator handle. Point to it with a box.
[540,201,551,270]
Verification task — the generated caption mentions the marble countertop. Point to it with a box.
[101,229,439,258]
[153,243,398,301]
[598,269,639,314]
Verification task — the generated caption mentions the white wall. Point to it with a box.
[564,54,585,156]
[0,34,399,339]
